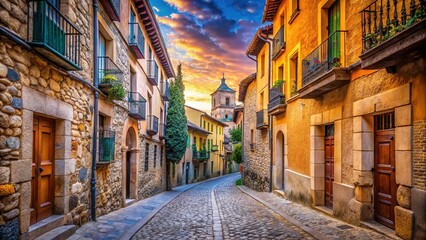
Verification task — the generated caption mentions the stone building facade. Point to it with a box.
[238,73,270,192]
[241,0,426,239]
[0,0,173,239]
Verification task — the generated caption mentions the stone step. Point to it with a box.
[28,215,64,240]
[34,225,77,240]
[273,189,285,198]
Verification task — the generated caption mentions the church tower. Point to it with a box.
[211,74,236,134]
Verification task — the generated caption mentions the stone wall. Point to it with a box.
[242,81,270,192]
[413,120,426,191]
[138,138,166,200]
[0,36,94,234]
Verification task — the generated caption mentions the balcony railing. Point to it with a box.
[128,92,146,120]
[298,30,350,98]
[360,0,426,70]
[160,80,170,101]
[99,130,115,163]
[147,115,159,135]
[147,60,159,86]
[159,123,166,139]
[99,0,120,21]
[272,26,286,58]
[192,145,210,161]
[302,30,346,86]
[129,22,145,59]
[27,0,82,70]
[98,56,125,99]
[268,82,286,115]
[256,109,268,129]
[211,145,219,152]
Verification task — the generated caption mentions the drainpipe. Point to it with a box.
[257,32,273,193]
[90,0,99,222]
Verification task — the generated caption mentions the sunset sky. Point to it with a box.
[151,0,264,112]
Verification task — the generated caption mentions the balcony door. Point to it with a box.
[129,10,136,41]
[328,0,340,62]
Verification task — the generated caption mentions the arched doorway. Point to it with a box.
[124,127,137,200]
[274,131,285,190]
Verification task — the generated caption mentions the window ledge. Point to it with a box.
[286,93,300,103]
[288,9,300,24]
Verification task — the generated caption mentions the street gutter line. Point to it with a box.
[120,174,235,240]
[211,184,224,240]
[236,185,327,240]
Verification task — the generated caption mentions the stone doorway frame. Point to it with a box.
[19,87,74,232]
[351,84,413,235]
[121,122,140,207]
[310,106,342,207]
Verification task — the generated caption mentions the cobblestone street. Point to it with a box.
[129,174,391,240]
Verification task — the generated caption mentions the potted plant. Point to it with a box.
[272,79,285,88]
[107,83,126,101]
[98,74,118,94]
[290,84,298,97]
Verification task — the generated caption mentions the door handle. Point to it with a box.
[39,167,44,173]
[392,167,395,171]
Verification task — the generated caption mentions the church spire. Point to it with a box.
[221,73,225,83]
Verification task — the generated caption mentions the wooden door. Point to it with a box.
[374,113,396,229]
[126,151,131,199]
[31,117,55,225]
[324,125,334,208]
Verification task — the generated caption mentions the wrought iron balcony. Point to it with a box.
[192,145,210,161]
[360,0,426,71]
[128,92,146,120]
[98,56,125,98]
[256,109,268,129]
[27,0,82,70]
[147,60,159,86]
[299,30,350,98]
[268,82,286,115]
[98,130,115,163]
[147,115,159,136]
[129,22,145,59]
[99,0,120,21]
[272,26,286,59]
[159,123,166,140]
[160,80,170,101]
[211,145,219,152]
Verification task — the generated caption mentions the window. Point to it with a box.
[225,114,228,119]
[144,143,149,171]
[208,122,210,131]
[260,53,266,77]
[289,0,300,24]
[211,161,214,174]
[203,121,206,129]
[129,9,136,40]
[211,125,213,131]
[290,53,298,96]
[213,99,216,106]
[186,135,190,147]
[153,145,157,168]
[193,137,196,149]
[208,139,211,151]
[226,97,230,106]
[160,146,163,166]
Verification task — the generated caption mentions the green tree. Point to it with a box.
[231,143,242,164]
[229,127,242,143]
[165,64,188,190]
